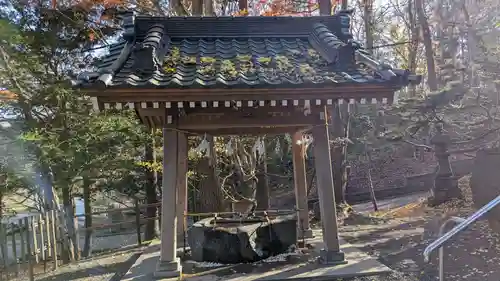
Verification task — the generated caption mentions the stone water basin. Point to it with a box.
[187,214,297,264]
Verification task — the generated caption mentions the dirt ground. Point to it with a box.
[3,246,142,281]
[340,175,500,281]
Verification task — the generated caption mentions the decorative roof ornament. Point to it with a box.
[194,134,211,157]
[131,24,170,78]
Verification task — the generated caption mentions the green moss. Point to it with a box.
[200,56,216,64]
[276,55,293,72]
[307,48,328,67]
[221,60,238,79]
[161,46,332,81]
[163,47,181,73]
[257,57,272,66]
[299,63,316,78]
[307,49,320,59]
[237,54,252,62]
[198,56,216,77]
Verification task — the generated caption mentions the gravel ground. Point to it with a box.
[341,175,500,281]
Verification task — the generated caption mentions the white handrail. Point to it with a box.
[423,194,500,281]
[436,216,465,281]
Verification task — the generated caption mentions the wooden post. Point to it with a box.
[31,216,39,263]
[45,212,52,259]
[135,199,142,246]
[0,223,7,277]
[50,210,58,270]
[292,132,313,239]
[155,128,182,278]
[19,219,26,267]
[11,224,19,277]
[24,218,34,281]
[312,106,345,264]
[38,214,46,262]
[176,132,188,238]
[73,214,80,261]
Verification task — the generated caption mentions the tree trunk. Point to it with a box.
[239,0,248,11]
[82,180,93,257]
[196,136,224,213]
[415,0,438,91]
[255,147,269,210]
[363,0,374,53]
[319,0,332,15]
[144,138,159,241]
[170,0,189,15]
[192,0,203,15]
[0,189,3,219]
[366,153,378,211]
[61,187,76,263]
[204,0,214,15]
[341,0,348,10]
[407,0,419,96]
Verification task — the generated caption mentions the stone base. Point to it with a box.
[319,249,347,265]
[297,228,314,239]
[154,259,182,279]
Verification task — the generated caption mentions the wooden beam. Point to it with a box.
[90,86,397,103]
[185,126,311,136]
[137,105,326,130]
[178,108,322,130]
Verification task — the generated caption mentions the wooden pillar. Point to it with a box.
[155,128,182,278]
[312,107,345,264]
[176,133,188,238]
[292,132,313,239]
[330,104,345,205]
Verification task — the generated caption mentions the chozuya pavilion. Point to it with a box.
[77,9,420,278]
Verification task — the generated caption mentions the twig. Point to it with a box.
[404,139,433,150]
[452,126,500,145]
[0,46,33,100]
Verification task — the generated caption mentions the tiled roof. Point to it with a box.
[77,11,421,90]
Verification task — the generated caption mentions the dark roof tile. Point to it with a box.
[78,11,421,90]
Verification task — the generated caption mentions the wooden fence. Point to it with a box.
[0,210,60,281]
[0,201,176,281]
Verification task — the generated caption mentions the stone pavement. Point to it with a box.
[120,229,391,281]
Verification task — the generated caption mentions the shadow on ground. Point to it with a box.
[34,253,141,281]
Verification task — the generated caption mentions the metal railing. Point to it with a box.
[423,194,500,281]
